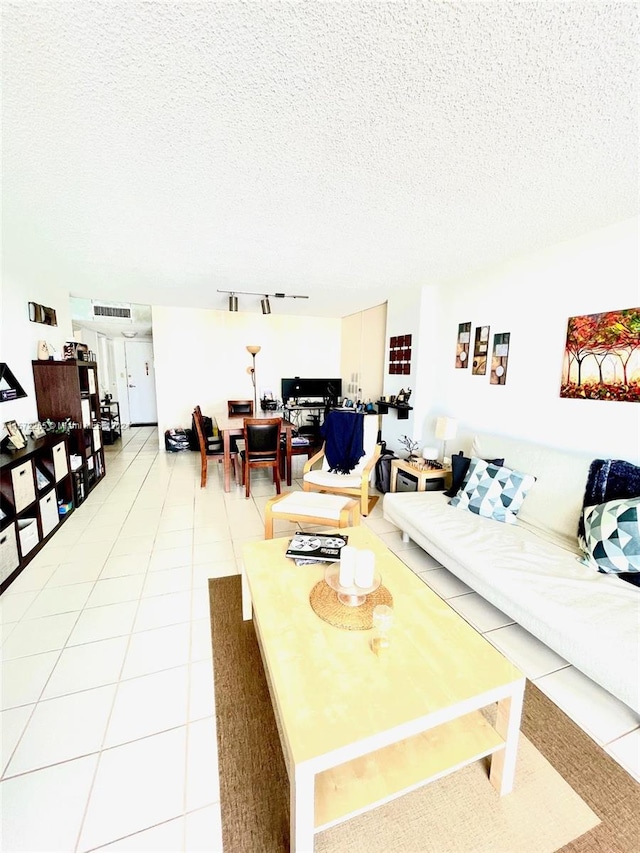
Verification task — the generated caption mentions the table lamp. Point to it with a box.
[435,417,458,464]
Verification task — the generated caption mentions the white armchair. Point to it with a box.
[302,413,381,516]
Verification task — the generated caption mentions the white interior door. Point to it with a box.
[125,340,158,425]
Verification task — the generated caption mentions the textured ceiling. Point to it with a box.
[2,1,638,320]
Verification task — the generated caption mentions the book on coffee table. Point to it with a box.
[286,533,349,564]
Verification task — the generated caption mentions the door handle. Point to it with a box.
[128,384,136,388]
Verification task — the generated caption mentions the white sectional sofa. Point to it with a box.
[383,432,640,714]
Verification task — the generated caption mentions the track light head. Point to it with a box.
[261,296,271,315]
[229,294,238,312]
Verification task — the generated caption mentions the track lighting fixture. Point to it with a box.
[218,289,308,314]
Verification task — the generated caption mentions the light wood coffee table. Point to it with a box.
[241,526,524,852]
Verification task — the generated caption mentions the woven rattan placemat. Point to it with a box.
[309,580,393,630]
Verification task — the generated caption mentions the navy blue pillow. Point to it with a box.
[443,452,505,498]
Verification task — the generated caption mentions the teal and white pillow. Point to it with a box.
[582,496,640,574]
[449,457,536,524]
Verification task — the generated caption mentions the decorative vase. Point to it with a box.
[37,340,49,360]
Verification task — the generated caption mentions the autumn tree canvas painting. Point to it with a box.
[560,307,640,402]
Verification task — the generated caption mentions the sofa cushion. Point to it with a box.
[443,452,505,498]
[472,433,593,552]
[578,458,640,551]
[582,496,640,575]
[449,457,536,524]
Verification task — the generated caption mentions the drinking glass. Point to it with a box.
[371,603,394,654]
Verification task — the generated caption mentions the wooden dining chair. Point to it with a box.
[193,406,240,488]
[228,400,254,417]
[240,417,282,499]
[279,432,315,486]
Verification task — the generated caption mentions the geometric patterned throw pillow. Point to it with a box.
[582,496,640,574]
[449,457,536,525]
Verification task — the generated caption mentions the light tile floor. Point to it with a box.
[1,427,638,852]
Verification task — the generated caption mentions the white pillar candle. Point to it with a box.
[339,545,356,587]
[355,549,375,588]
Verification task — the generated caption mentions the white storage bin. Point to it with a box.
[18,517,40,556]
[0,524,20,583]
[11,461,36,512]
[52,441,69,481]
[40,491,60,538]
[81,399,91,427]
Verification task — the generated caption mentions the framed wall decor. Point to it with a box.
[472,326,490,375]
[28,302,58,326]
[490,333,510,385]
[560,307,640,402]
[455,323,471,368]
[0,363,27,402]
[388,334,412,375]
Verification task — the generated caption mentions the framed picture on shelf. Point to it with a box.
[4,420,27,450]
[30,422,46,440]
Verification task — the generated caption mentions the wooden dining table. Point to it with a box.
[213,410,297,492]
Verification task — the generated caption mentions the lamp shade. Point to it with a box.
[435,417,458,441]
[246,345,261,356]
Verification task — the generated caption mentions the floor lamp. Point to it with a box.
[246,345,261,414]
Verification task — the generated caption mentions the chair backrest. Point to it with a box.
[193,407,207,456]
[321,412,380,477]
[243,417,282,461]
[228,400,254,417]
[193,406,223,453]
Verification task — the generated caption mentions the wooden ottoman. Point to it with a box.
[264,492,360,539]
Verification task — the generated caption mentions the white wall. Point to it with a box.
[3,216,637,466]
[399,216,639,463]
[152,306,341,445]
[381,286,443,453]
[0,273,74,439]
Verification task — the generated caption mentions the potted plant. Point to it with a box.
[399,435,420,462]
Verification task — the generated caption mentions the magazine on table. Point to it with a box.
[286,532,349,565]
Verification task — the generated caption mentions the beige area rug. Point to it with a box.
[209,576,640,853]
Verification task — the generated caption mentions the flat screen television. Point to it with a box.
[281,377,342,406]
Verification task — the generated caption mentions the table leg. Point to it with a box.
[286,428,293,487]
[390,463,398,493]
[290,764,315,853]
[489,679,525,795]
[223,431,231,492]
[241,561,252,621]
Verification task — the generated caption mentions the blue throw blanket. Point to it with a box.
[578,458,640,586]
[321,410,365,474]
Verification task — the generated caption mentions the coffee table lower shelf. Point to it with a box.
[314,710,505,830]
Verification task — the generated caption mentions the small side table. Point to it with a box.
[390,459,451,493]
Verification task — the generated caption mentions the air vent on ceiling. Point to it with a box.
[92,303,132,321]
